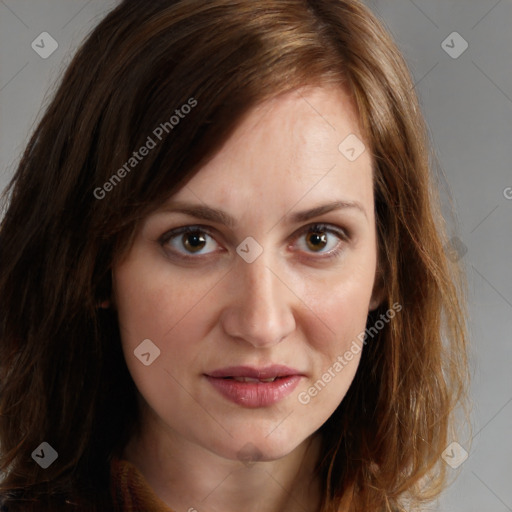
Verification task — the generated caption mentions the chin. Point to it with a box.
[210,431,306,465]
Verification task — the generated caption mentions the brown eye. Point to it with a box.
[161,227,221,257]
[294,223,349,259]
[305,230,328,252]
[182,232,207,253]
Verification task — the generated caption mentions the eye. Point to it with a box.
[293,223,349,259]
[160,226,221,257]
[159,223,349,261]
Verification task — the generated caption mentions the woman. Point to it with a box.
[0,1,469,511]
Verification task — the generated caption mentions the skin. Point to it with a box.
[112,83,383,512]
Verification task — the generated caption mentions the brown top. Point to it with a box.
[110,456,175,512]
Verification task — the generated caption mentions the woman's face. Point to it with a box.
[112,84,382,463]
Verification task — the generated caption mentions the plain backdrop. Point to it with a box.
[1,1,511,510]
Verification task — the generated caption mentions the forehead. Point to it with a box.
[167,85,373,218]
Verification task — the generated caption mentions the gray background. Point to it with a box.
[1,0,511,510]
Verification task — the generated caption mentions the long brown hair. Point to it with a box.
[0,1,469,511]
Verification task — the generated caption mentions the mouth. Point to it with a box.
[219,376,285,383]
[206,364,303,380]
[204,365,304,408]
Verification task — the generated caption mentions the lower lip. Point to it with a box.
[205,375,302,408]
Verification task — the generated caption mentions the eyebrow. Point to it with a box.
[158,200,367,228]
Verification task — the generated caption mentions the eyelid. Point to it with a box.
[290,222,350,244]
[159,224,219,240]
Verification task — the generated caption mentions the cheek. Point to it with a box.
[112,257,218,411]
[295,279,371,417]
[113,252,218,346]
[293,259,375,412]
[298,260,376,354]
[112,253,232,399]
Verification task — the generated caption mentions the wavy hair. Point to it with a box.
[0,1,469,510]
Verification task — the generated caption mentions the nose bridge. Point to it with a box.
[221,250,295,347]
[243,257,278,316]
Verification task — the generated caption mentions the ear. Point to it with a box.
[98,269,116,310]
[369,267,386,312]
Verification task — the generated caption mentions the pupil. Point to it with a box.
[307,231,327,251]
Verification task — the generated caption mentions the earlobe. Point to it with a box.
[369,270,386,311]
[368,296,384,311]
[97,269,115,310]
[98,299,111,309]
[368,294,384,311]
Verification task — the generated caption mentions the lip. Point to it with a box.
[205,365,304,408]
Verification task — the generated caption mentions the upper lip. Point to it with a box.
[206,365,303,379]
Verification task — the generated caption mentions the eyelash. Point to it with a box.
[158,223,350,262]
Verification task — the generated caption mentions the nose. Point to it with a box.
[220,252,296,348]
